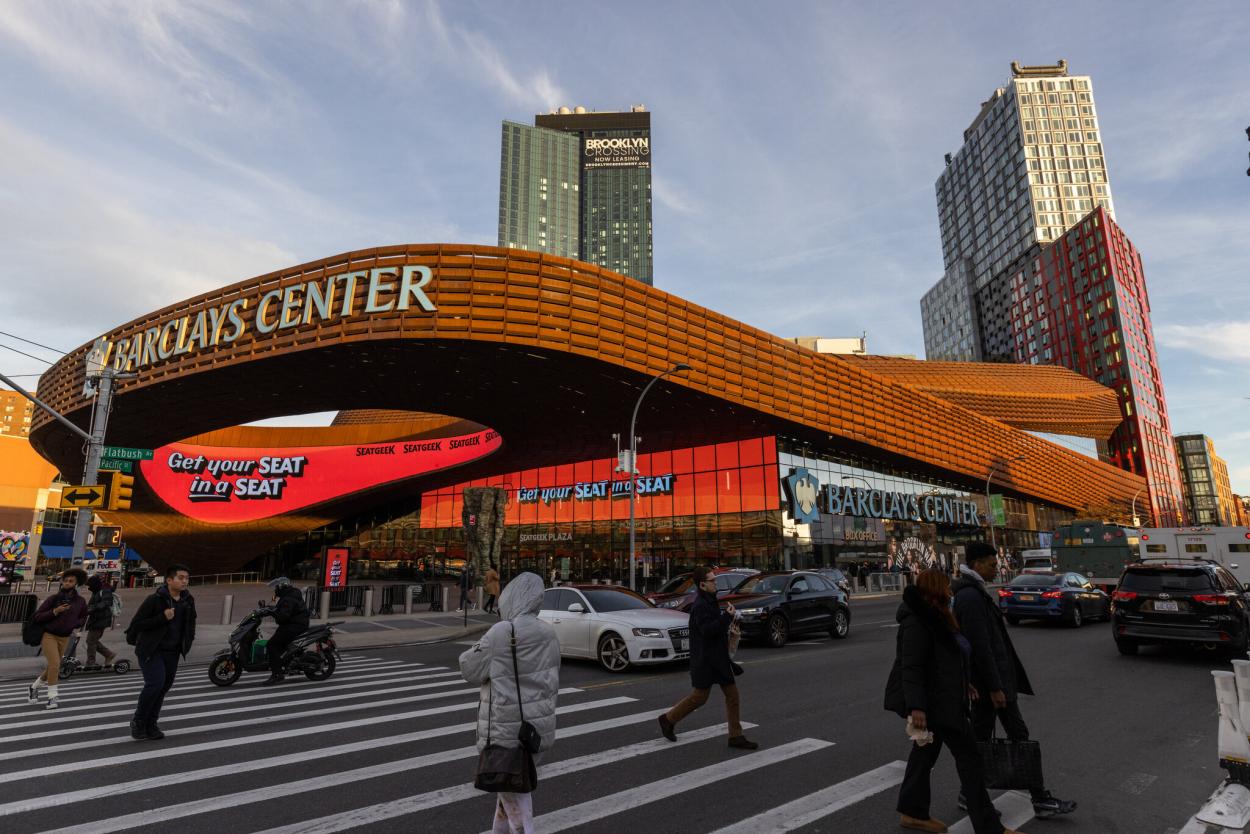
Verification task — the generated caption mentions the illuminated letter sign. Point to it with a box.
[323,547,351,589]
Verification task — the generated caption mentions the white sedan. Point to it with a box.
[538,585,691,672]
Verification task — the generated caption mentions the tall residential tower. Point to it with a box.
[499,106,653,285]
[919,62,1185,525]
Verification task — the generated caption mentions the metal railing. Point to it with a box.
[0,593,37,624]
[303,585,367,616]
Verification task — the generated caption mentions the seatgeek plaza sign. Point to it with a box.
[783,469,983,527]
[89,265,437,374]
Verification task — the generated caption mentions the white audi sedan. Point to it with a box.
[538,585,691,672]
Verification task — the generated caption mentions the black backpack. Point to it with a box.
[21,612,44,647]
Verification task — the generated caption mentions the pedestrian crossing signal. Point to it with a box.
[106,470,134,511]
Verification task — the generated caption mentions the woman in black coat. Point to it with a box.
[884,569,1019,834]
[658,566,757,750]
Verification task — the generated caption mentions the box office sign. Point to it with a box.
[323,547,351,589]
[143,429,501,525]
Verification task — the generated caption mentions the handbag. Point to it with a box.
[474,623,539,793]
[21,614,45,648]
[977,728,1044,791]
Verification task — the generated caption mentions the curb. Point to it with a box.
[0,622,494,683]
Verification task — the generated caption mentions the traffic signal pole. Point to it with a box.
[70,371,115,564]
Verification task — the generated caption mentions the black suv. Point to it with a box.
[1112,560,1250,656]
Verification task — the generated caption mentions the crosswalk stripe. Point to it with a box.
[521,737,834,834]
[0,675,469,745]
[708,760,907,833]
[0,684,480,749]
[0,687,589,779]
[249,721,765,834]
[0,697,643,820]
[0,667,452,725]
[948,790,1034,833]
[0,657,403,703]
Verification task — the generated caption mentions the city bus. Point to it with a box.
[1051,520,1140,592]
[1138,527,1250,586]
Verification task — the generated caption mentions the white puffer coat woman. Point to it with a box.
[460,571,560,762]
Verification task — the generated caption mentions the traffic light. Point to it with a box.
[106,470,134,511]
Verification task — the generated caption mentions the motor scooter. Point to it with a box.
[208,600,341,687]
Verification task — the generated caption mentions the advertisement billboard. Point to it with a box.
[141,429,501,524]
[582,135,650,169]
[322,547,351,589]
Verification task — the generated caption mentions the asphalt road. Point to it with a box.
[0,595,1226,833]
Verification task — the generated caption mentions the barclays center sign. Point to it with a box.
[90,266,437,375]
[783,469,983,527]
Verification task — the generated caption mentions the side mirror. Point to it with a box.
[1242,583,1250,593]
[567,603,586,614]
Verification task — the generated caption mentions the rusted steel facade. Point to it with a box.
[29,244,1143,570]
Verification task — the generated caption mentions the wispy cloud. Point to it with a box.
[1157,321,1250,363]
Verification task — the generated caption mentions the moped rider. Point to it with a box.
[261,577,310,685]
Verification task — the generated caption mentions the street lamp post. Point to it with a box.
[986,456,1026,553]
[627,363,692,591]
[1131,486,1147,528]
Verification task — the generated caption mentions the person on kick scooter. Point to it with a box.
[262,577,310,685]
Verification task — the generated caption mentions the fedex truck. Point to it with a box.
[1138,527,1250,585]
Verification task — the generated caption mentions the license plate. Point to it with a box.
[1155,600,1179,612]
[679,639,689,651]
[1017,594,1036,602]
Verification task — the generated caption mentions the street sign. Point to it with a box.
[90,525,122,547]
[101,446,153,461]
[99,458,134,474]
[989,493,1006,527]
[61,485,107,509]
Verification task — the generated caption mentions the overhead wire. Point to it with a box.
[0,330,66,355]
[0,342,54,365]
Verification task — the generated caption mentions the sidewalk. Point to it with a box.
[0,582,495,681]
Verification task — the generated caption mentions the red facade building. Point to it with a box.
[1006,207,1185,525]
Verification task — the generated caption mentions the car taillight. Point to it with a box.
[1192,594,1231,606]
[1041,590,1063,599]
[997,589,1013,598]
[1112,590,1137,601]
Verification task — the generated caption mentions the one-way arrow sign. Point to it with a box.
[61,485,106,509]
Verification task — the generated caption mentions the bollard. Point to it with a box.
[363,587,374,617]
[475,586,484,611]
[220,594,233,626]
[405,585,414,615]
[442,585,451,613]
[319,590,331,622]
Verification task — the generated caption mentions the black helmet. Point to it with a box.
[267,576,293,592]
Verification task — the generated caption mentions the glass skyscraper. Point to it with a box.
[499,106,653,285]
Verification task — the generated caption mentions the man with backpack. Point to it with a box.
[126,564,196,741]
[261,576,310,685]
[84,574,119,670]
[26,568,89,709]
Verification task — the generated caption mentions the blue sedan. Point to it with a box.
[998,572,1110,628]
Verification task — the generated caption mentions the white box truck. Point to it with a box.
[1138,527,1250,585]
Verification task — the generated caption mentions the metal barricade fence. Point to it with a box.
[0,593,37,624]
[303,585,368,616]
[866,573,907,593]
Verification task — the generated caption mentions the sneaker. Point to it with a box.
[145,722,165,740]
[130,720,146,741]
[956,792,967,811]
[27,684,39,704]
[657,714,676,742]
[44,698,59,710]
[1031,792,1076,817]
[727,735,759,751]
[898,814,948,833]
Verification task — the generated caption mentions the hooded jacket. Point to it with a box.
[33,587,88,637]
[459,571,560,763]
[127,585,197,661]
[952,571,1033,700]
[270,585,311,631]
[883,585,971,729]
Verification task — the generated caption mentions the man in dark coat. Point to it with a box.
[84,574,118,670]
[658,566,757,751]
[126,564,196,741]
[262,577,311,685]
[953,541,1075,818]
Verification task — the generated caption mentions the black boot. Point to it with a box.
[130,719,146,741]
[262,673,285,686]
[145,721,165,740]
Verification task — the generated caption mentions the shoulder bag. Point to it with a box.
[474,623,540,793]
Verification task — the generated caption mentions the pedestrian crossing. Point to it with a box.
[0,653,1037,833]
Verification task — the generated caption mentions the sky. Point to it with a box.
[0,1,1247,492]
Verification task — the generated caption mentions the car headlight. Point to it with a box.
[632,628,664,638]
[738,607,763,616]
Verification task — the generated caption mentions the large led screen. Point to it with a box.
[142,429,501,524]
